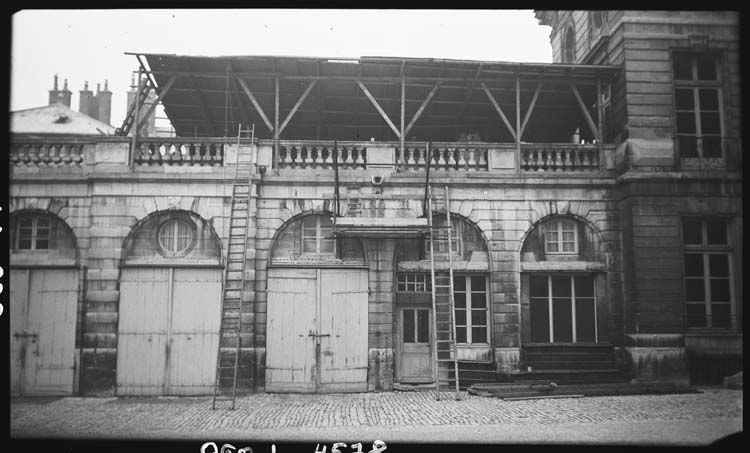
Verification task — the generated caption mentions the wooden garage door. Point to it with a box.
[10,269,79,396]
[266,268,368,393]
[116,267,222,395]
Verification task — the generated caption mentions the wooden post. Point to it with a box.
[596,77,604,167]
[401,76,405,166]
[135,76,177,132]
[515,74,521,167]
[274,77,280,172]
[130,68,142,168]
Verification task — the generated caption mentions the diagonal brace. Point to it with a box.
[357,81,401,138]
[481,82,517,141]
[570,83,601,140]
[404,81,441,137]
[237,77,275,133]
[279,80,317,135]
[519,82,543,140]
[136,76,177,132]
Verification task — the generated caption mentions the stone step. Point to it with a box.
[510,369,628,384]
[521,361,618,371]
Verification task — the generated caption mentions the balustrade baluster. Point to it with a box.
[554,149,564,171]
[563,149,572,171]
[355,147,365,166]
[456,148,467,170]
[60,145,71,165]
[416,148,426,168]
[478,148,487,169]
[436,147,446,169]
[313,146,323,165]
[49,145,60,165]
[345,147,354,165]
[292,146,302,167]
[446,148,456,170]
[324,146,333,166]
[467,149,477,171]
[407,147,416,166]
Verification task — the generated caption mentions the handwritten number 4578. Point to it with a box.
[316,441,387,453]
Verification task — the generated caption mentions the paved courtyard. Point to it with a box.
[10,387,742,445]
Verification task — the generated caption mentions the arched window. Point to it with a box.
[563,25,576,63]
[11,212,76,253]
[270,213,365,264]
[157,219,195,254]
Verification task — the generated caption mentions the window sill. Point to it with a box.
[521,261,605,272]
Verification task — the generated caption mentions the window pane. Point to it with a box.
[453,276,466,291]
[417,310,430,343]
[709,254,729,277]
[574,276,595,297]
[35,238,49,250]
[471,309,487,326]
[562,241,576,252]
[673,54,693,80]
[456,327,467,343]
[319,238,334,253]
[397,282,406,292]
[471,292,486,309]
[686,303,707,328]
[455,309,466,326]
[699,89,719,110]
[551,276,571,297]
[696,56,717,80]
[684,254,704,277]
[700,112,721,134]
[530,297,550,342]
[682,218,703,244]
[575,298,596,342]
[706,219,727,244]
[530,275,548,298]
[471,327,487,343]
[702,136,722,158]
[678,135,699,157]
[711,304,731,328]
[710,279,731,302]
[302,239,317,253]
[470,276,485,292]
[546,242,559,253]
[685,279,705,302]
[675,89,695,110]
[552,298,573,342]
[454,292,466,308]
[403,309,415,343]
[676,112,697,133]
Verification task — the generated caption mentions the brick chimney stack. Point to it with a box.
[79,81,99,119]
[49,74,72,107]
[95,79,112,125]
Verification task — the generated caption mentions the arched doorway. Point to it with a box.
[266,212,368,393]
[116,209,223,395]
[9,210,79,395]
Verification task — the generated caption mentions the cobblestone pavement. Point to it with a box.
[10,388,743,445]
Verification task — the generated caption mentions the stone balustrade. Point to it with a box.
[276,140,367,169]
[396,143,489,171]
[134,139,224,165]
[520,144,602,172]
[10,140,86,166]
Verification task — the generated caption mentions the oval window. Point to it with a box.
[157,219,194,254]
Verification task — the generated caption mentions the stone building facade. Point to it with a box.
[9,10,741,396]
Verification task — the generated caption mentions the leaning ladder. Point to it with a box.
[428,185,461,401]
[212,124,255,410]
[116,76,155,136]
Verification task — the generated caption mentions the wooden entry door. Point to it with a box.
[10,268,79,396]
[116,267,222,395]
[398,307,432,383]
[266,268,368,393]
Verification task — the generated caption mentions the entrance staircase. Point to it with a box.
[512,343,627,384]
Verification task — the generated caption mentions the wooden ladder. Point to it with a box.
[212,125,255,410]
[116,76,155,136]
[428,185,461,401]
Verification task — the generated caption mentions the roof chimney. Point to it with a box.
[49,74,72,107]
[95,79,112,125]
[79,80,98,119]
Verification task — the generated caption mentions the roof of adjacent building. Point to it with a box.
[11,102,117,136]
[129,53,620,140]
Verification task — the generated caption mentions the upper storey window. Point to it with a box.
[543,219,578,255]
[562,25,576,63]
[673,53,724,159]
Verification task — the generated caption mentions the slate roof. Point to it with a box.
[11,102,117,136]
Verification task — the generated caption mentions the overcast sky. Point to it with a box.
[10,9,552,128]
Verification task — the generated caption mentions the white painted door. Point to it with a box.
[10,268,79,396]
[265,268,318,393]
[398,307,433,383]
[266,267,369,393]
[117,267,222,395]
[318,269,368,393]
